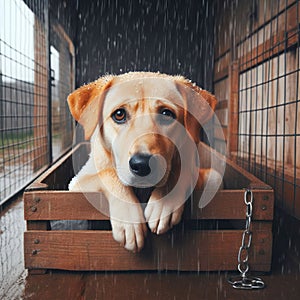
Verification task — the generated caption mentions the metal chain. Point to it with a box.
[228,189,265,290]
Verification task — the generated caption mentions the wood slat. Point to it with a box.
[198,142,274,189]
[24,189,274,221]
[26,143,90,191]
[214,52,230,78]
[24,191,109,221]
[239,27,299,73]
[214,66,229,83]
[227,61,239,157]
[192,190,274,221]
[215,99,228,110]
[24,227,272,272]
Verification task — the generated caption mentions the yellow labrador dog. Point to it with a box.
[67,72,220,252]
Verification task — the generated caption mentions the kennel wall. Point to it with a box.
[213,0,300,219]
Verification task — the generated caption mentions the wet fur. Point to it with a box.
[68,72,219,252]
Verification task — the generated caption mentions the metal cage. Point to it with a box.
[0,0,75,204]
[214,0,300,219]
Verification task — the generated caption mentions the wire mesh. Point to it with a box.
[236,0,300,217]
[0,0,74,204]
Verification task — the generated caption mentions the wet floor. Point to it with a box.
[0,197,26,299]
[1,196,300,299]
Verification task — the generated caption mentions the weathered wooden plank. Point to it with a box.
[26,221,49,231]
[239,27,299,73]
[26,143,89,191]
[214,78,229,102]
[33,17,49,172]
[227,61,239,158]
[24,191,109,221]
[214,52,230,78]
[215,99,228,110]
[24,189,274,221]
[198,142,273,188]
[192,190,274,221]
[214,66,229,83]
[24,227,272,272]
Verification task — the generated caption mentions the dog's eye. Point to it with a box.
[112,108,127,124]
[158,109,176,125]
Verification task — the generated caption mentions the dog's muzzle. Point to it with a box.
[129,153,153,177]
[128,153,167,188]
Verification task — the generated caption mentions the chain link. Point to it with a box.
[228,189,265,290]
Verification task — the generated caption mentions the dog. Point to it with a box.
[67,72,221,252]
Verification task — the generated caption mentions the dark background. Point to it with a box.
[51,0,215,91]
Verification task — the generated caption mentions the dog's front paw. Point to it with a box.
[110,220,147,252]
[109,200,147,252]
[144,191,184,235]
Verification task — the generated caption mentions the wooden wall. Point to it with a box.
[213,0,300,219]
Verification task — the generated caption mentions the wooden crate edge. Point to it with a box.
[24,228,272,272]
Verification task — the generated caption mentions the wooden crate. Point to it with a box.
[24,143,274,272]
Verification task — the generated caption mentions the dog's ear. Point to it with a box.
[67,75,114,140]
[175,79,217,143]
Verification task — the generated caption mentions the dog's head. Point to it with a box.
[68,72,217,188]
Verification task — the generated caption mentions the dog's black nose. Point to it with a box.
[129,154,152,177]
